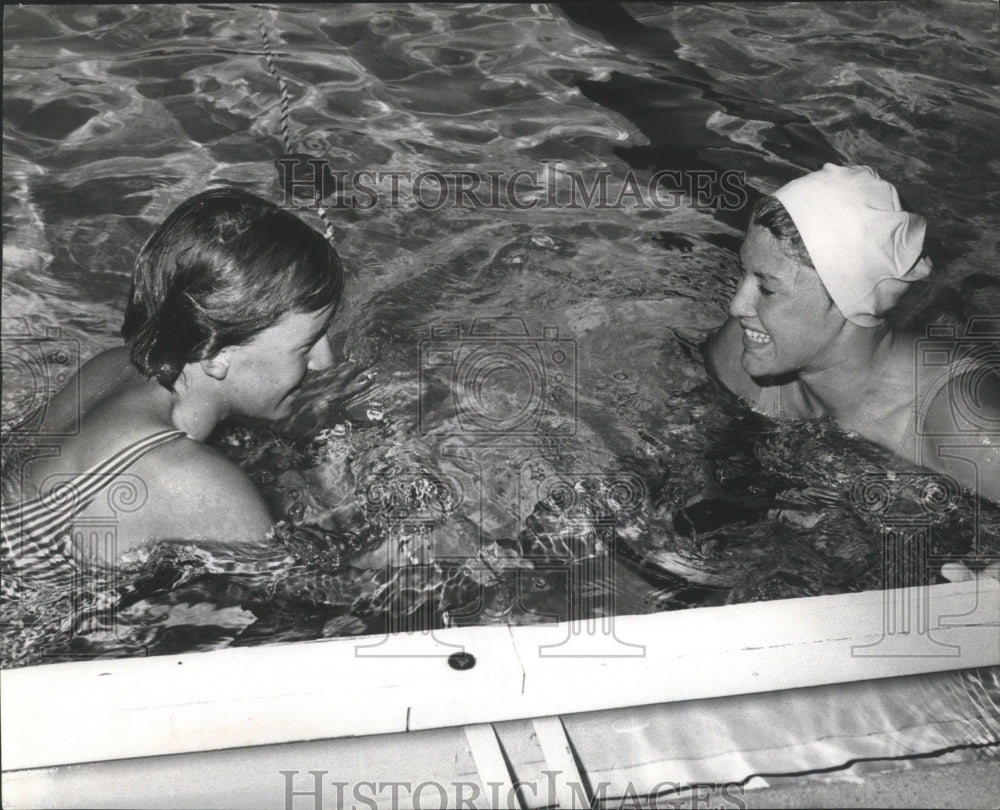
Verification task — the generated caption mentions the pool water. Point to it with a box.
[2,3,999,667]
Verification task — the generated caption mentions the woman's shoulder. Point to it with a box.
[918,358,1000,435]
[911,346,999,502]
[138,436,276,540]
[152,435,266,501]
[914,343,999,426]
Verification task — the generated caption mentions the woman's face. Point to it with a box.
[223,305,336,420]
[728,225,844,379]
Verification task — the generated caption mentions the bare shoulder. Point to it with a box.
[920,364,1000,503]
[133,437,277,543]
[921,362,1000,433]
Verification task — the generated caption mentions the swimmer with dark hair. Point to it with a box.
[704,164,999,505]
[2,188,344,589]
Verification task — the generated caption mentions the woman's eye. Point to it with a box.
[757,283,775,297]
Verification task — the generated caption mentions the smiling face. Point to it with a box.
[729,225,845,379]
[220,305,336,420]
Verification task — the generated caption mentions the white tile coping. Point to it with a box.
[2,579,998,772]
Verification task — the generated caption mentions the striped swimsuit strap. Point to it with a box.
[1,429,187,586]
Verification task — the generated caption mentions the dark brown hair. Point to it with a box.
[122,187,343,389]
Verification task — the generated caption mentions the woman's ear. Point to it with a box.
[199,350,230,381]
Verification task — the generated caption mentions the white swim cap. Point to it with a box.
[772,164,931,327]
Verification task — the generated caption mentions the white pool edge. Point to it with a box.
[2,579,998,772]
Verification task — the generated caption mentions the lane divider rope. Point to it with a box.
[256,7,336,245]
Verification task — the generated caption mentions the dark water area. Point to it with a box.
[2,2,999,667]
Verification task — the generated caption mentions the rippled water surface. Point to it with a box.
[3,2,999,667]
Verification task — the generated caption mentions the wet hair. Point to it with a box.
[122,186,344,389]
[750,194,814,268]
[750,194,833,305]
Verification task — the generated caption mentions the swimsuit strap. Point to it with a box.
[7,429,188,536]
[1,429,187,587]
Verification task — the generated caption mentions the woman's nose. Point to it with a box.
[729,276,757,319]
[307,335,334,371]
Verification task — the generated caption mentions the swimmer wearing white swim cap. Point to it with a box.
[704,164,999,505]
